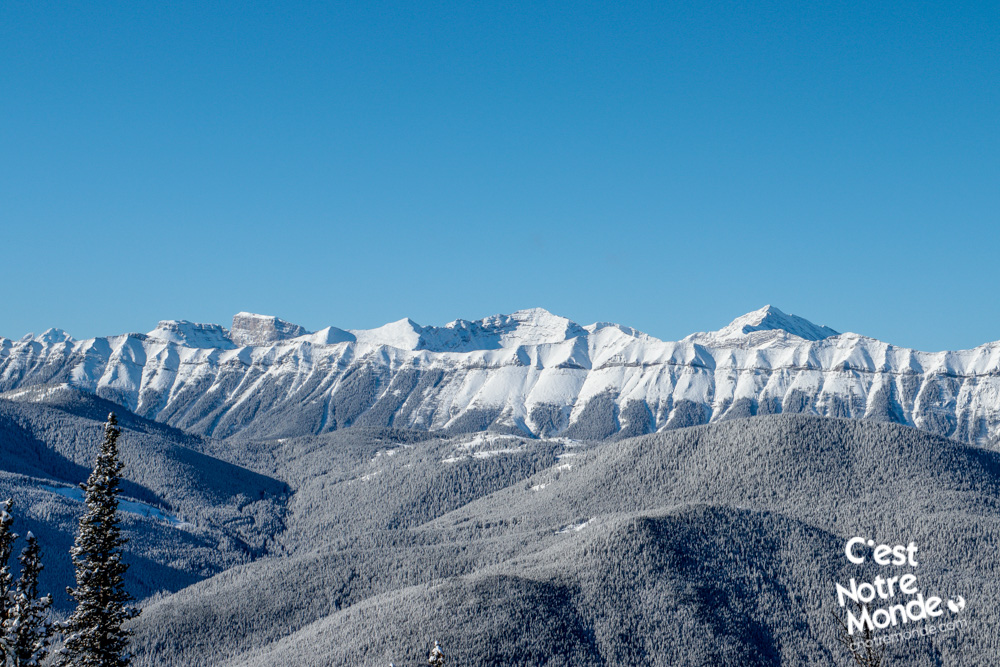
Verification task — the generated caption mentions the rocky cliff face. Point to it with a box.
[230,312,309,346]
[2,306,999,448]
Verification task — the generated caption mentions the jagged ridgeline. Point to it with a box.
[3,307,1000,448]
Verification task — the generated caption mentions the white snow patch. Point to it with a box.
[42,485,192,528]
[557,519,592,534]
[372,445,413,462]
[443,433,527,463]
[457,433,523,450]
[472,448,523,459]
[0,384,72,401]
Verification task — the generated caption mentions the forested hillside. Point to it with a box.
[121,416,997,666]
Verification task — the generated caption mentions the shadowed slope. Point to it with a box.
[0,398,290,612]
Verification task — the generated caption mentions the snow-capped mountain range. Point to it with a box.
[2,306,998,447]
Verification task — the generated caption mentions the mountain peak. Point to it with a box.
[429,308,587,351]
[505,308,587,343]
[231,313,309,347]
[147,320,235,349]
[34,328,74,345]
[298,326,356,346]
[510,306,558,320]
[349,318,424,350]
[341,309,589,352]
[694,305,839,343]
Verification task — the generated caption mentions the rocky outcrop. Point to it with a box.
[230,312,309,346]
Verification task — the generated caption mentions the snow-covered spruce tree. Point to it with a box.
[428,640,445,667]
[58,413,140,667]
[0,499,18,662]
[4,532,54,666]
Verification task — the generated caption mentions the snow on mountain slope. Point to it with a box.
[346,308,590,352]
[349,318,424,350]
[297,326,356,345]
[2,307,1000,447]
[424,308,590,352]
[686,305,839,343]
[147,321,236,349]
[41,485,192,528]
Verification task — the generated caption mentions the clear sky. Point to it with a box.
[2,1,997,351]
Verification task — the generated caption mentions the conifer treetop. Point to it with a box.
[58,412,139,667]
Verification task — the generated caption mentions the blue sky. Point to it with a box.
[2,1,997,350]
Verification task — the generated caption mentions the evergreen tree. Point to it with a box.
[0,499,18,662]
[4,532,54,666]
[58,414,140,667]
[428,640,445,667]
